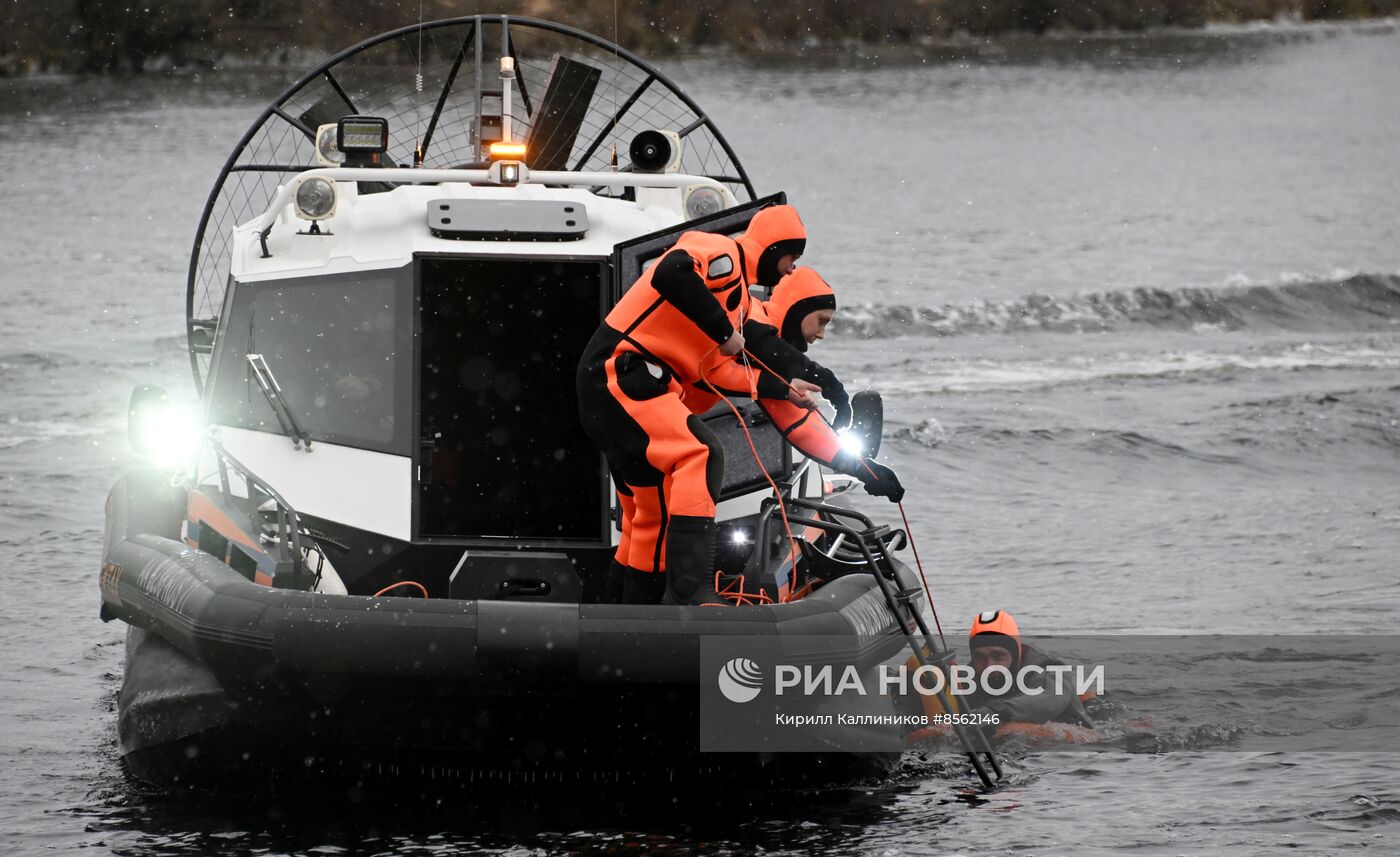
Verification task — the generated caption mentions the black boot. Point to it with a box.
[602,559,628,604]
[662,516,725,605]
[622,566,667,605]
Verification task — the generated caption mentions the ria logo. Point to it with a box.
[717,657,764,703]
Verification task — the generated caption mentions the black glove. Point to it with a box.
[832,452,904,503]
[859,459,905,502]
[806,362,851,429]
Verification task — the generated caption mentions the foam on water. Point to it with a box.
[0,418,108,450]
[836,274,1400,339]
[877,339,1400,394]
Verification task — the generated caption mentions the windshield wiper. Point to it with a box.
[247,353,313,451]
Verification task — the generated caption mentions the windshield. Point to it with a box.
[208,268,412,455]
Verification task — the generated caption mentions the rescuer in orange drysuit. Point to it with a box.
[576,229,817,605]
[723,209,891,488]
[685,206,903,508]
[577,207,902,606]
[763,266,850,428]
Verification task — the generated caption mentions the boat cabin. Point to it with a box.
[197,162,816,600]
[139,16,878,605]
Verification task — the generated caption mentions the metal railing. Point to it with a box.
[756,495,1004,788]
[205,435,311,590]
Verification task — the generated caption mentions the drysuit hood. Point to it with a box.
[738,204,807,289]
[969,610,1022,672]
[677,229,748,315]
[768,268,836,352]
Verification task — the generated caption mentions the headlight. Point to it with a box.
[295,177,336,220]
[337,116,389,154]
[128,385,203,471]
[313,124,345,167]
[488,159,529,187]
[685,185,724,220]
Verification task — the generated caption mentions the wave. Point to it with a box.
[0,417,109,450]
[894,382,1400,457]
[0,352,70,372]
[896,420,1245,463]
[874,341,1400,396]
[836,274,1400,338]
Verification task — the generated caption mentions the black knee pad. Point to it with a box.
[685,415,725,501]
[614,352,671,402]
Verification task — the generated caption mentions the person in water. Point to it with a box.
[961,610,1094,728]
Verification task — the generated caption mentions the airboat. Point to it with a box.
[99,15,1001,788]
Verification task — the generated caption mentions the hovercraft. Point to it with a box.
[100,15,1001,788]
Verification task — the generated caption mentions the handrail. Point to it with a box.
[761,495,1003,787]
[205,435,308,590]
[250,166,731,243]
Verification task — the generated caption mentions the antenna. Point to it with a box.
[611,0,620,172]
[500,20,515,143]
[413,0,425,166]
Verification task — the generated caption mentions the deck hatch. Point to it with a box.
[428,199,589,241]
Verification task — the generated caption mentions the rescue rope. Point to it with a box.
[374,580,429,598]
[898,500,946,648]
[714,570,774,606]
[699,346,802,602]
[733,346,1000,786]
[738,347,947,644]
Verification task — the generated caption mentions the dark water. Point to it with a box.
[3,19,1399,855]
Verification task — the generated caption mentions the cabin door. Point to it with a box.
[415,255,611,542]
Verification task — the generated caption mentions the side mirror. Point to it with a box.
[849,390,883,459]
[128,384,171,455]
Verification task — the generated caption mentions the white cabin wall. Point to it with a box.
[212,426,413,541]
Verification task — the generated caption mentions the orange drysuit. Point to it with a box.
[576,230,790,604]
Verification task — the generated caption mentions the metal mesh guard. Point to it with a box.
[186,15,755,393]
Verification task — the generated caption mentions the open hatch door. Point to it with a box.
[611,192,787,300]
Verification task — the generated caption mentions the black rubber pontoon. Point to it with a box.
[103,478,916,785]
